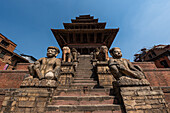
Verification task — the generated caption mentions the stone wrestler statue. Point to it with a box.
[108,47,145,80]
[97,46,109,61]
[62,46,72,62]
[72,48,78,61]
[28,46,61,80]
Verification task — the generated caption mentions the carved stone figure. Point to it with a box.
[28,46,61,80]
[93,48,100,60]
[72,48,78,61]
[62,46,72,62]
[97,46,109,61]
[108,47,145,80]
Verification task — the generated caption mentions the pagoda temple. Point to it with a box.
[0,15,169,113]
[51,15,119,54]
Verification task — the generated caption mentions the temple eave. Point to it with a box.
[51,29,119,33]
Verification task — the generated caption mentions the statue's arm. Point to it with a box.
[126,59,139,71]
[108,59,114,67]
[121,59,143,79]
[54,59,61,79]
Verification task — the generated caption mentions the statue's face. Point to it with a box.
[100,46,108,53]
[47,49,57,58]
[112,48,122,58]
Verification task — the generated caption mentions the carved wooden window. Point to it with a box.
[76,33,80,43]
[160,60,169,68]
[148,54,152,59]
[80,26,82,29]
[83,26,87,29]
[83,34,87,43]
[103,35,108,42]
[89,33,94,43]
[62,34,67,42]
[0,40,9,47]
[69,34,73,43]
[0,50,6,58]
[91,25,95,29]
[97,33,102,43]
[152,51,156,56]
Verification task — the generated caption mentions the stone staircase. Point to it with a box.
[72,55,97,89]
[47,55,122,113]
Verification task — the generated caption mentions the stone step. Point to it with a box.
[76,69,93,71]
[75,71,92,73]
[74,75,93,78]
[47,104,121,112]
[73,80,97,83]
[46,110,122,113]
[74,77,93,79]
[54,89,113,96]
[75,74,92,76]
[74,78,94,80]
[72,82,96,86]
[57,85,97,90]
[76,67,92,69]
[50,96,117,105]
[76,69,92,71]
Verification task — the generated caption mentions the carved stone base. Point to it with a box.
[114,76,150,86]
[20,77,58,88]
[96,61,116,88]
[112,77,169,113]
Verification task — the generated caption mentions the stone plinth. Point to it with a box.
[113,79,169,113]
[114,77,150,87]
[96,61,116,88]
[1,88,53,113]
[59,62,74,87]
[20,77,58,88]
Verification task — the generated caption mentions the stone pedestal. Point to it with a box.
[1,76,56,113]
[20,77,58,88]
[113,78,169,113]
[59,62,74,87]
[96,61,116,88]
[1,88,53,113]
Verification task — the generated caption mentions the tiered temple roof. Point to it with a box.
[52,15,119,54]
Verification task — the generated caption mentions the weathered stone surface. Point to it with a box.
[20,78,58,88]
[115,77,150,86]
[116,85,169,112]
[18,101,35,107]
[96,61,116,88]
[0,88,52,113]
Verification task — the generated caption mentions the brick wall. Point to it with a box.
[143,69,170,87]
[132,62,157,69]
[0,61,6,70]
[0,89,5,109]
[132,62,170,87]
[0,70,29,88]
[16,63,32,71]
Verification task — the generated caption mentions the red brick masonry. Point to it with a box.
[0,62,169,109]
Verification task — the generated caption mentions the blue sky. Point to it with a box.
[0,0,170,61]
